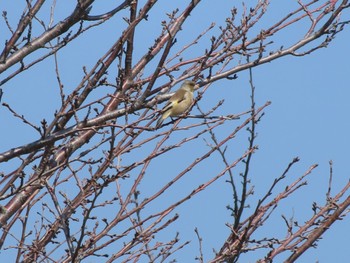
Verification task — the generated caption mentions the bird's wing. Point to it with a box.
[169,89,186,104]
[161,89,189,113]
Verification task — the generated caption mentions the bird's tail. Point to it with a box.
[155,117,164,129]
[155,109,172,129]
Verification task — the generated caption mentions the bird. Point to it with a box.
[156,80,196,128]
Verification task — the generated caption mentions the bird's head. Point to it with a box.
[181,80,196,92]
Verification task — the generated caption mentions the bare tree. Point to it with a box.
[0,1,349,262]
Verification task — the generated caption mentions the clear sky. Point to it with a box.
[1,1,350,262]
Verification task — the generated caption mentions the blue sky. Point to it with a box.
[1,1,350,262]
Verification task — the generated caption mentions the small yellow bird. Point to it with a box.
[156,80,196,128]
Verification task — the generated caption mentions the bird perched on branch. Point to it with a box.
[156,80,196,129]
